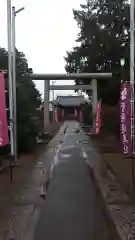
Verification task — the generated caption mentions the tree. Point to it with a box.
[65,0,130,105]
[0,47,42,153]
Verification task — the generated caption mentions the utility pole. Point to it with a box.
[7,0,14,182]
[12,6,17,163]
[12,6,25,163]
[130,0,134,154]
[7,0,14,159]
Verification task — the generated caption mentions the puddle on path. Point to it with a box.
[61,154,71,158]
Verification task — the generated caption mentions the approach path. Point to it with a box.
[34,121,111,240]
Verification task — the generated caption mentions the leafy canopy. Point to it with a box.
[65,0,130,105]
[0,47,42,153]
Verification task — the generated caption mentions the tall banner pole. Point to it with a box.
[7,0,14,156]
[7,0,14,182]
[12,6,17,163]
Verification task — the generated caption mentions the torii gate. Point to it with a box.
[30,72,112,132]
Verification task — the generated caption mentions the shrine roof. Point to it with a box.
[52,95,86,107]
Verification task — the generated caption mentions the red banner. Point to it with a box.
[0,73,8,146]
[95,100,101,135]
[120,83,132,155]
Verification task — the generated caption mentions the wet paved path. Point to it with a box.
[34,121,109,240]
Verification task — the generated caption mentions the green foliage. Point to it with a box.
[65,0,130,105]
[0,47,42,153]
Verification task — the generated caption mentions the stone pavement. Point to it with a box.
[34,121,116,240]
[1,120,134,240]
[0,124,65,240]
[84,138,135,240]
[90,157,135,240]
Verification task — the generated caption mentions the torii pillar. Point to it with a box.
[92,79,98,134]
[44,80,50,132]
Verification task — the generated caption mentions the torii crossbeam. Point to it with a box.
[30,72,112,80]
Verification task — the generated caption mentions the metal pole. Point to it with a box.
[7,0,14,182]
[12,6,17,162]
[44,80,50,132]
[7,1,14,156]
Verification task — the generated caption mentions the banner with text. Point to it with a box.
[120,83,132,156]
[95,100,101,135]
[0,73,8,146]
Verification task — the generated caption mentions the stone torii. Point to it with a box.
[30,72,112,132]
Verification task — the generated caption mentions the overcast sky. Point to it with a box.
[0,0,86,99]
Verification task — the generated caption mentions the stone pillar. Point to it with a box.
[92,79,98,134]
[55,106,59,122]
[59,107,61,122]
[60,108,64,121]
[79,108,83,122]
[77,109,79,120]
[62,108,64,117]
[44,80,50,132]
[53,108,55,122]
